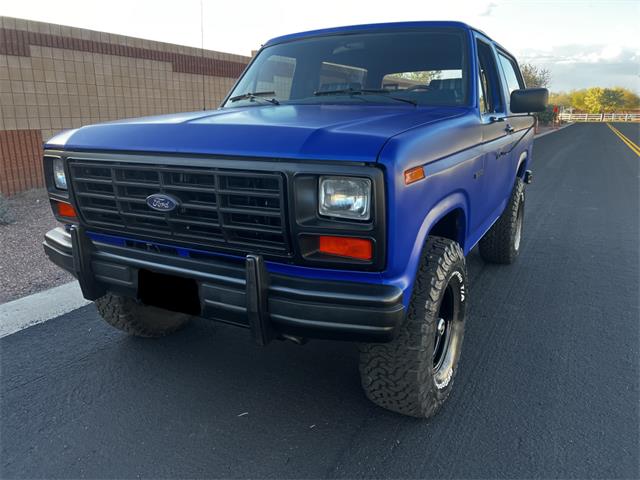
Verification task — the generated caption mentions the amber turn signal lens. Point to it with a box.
[404,166,425,185]
[318,236,372,261]
[56,201,78,219]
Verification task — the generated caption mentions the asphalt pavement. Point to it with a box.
[1,123,638,479]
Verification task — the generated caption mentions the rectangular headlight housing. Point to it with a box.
[52,158,67,190]
[319,176,371,221]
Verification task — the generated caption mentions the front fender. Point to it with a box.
[382,189,469,307]
[376,112,482,307]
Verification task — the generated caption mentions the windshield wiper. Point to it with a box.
[313,88,389,96]
[229,91,280,105]
[313,88,417,106]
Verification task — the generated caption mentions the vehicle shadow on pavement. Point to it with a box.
[0,249,508,479]
[2,244,637,479]
[1,295,429,478]
[103,249,487,431]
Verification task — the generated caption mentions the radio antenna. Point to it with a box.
[200,0,205,110]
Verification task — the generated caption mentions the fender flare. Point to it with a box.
[516,150,528,178]
[403,192,469,292]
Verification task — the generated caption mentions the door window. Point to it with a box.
[497,52,525,112]
[476,40,503,114]
[497,52,524,94]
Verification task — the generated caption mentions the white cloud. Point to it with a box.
[520,44,640,92]
[520,44,639,66]
[480,2,498,16]
[1,0,638,92]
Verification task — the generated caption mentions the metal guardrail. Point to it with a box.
[558,113,640,122]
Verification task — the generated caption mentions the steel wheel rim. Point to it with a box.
[433,284,454,372]
[432,272,465,390]
[514,202,524,252]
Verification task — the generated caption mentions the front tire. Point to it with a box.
[95,293,192,338]
[479,178,525,264]
[359,236,468,418]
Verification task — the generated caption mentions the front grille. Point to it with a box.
[68,159,290,255]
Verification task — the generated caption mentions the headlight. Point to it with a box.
[52,158,67,190]
[319,176,371,221]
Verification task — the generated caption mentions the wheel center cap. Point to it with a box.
[437,318,446,336]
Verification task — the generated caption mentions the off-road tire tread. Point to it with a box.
[479,178,525,264]
[359,236,467,418]
[95,293,191,338]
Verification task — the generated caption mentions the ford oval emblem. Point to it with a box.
[146,193,179,212]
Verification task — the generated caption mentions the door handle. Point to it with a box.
[505,124,514,134]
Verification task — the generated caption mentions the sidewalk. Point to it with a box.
[0,281,89,338]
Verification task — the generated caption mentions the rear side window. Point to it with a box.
[476,40,503,114]
[497,52,524,95]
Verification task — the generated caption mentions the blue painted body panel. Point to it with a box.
[264,21,479,47]
[45,105,465,162]
[46,22,536,310]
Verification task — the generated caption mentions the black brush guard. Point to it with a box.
[44,225,405,345]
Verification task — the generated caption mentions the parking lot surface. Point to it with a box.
[1,123,638,479]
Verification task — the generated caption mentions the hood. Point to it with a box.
[46,104,467,162]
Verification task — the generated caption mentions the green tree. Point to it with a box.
[582,87,625,113]
[569,89,589,111]
[520,63,551,88]
[552,87,639,113]
[600,88,625,112]
[389,71,442,84]
[583,87,604,113]
[549,91,572,108]
[617,87,640,110]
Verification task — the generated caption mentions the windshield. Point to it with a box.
[223,29,469,108]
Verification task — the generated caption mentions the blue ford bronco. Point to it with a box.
[43,21,547,418]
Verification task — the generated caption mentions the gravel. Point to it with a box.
[0,189,73,304]
[0,194,15,225]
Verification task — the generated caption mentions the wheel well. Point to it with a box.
[429,209,465,248]
[516,151,528,179]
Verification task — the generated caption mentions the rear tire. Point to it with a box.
[359,236,467,418]
[479,178,525,264]
[95,293,192,338]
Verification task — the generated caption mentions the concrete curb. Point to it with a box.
[535,123,574,139]
[0,281,91,338]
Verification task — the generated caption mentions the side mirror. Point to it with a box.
[510,88,549,113]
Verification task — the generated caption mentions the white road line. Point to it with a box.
[0,281,91,338]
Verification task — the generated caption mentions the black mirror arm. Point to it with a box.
[490,114,536,128]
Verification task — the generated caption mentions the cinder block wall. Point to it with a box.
[0,16,250,196]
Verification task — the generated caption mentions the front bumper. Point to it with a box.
[44,226,405,343]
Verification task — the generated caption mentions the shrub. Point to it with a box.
[535,105,556,125]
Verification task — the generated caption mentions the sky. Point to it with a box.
[1,0,639,92]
